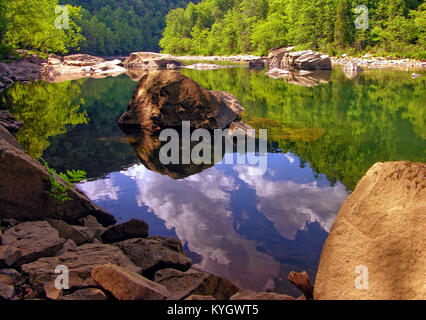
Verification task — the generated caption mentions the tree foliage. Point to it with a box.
[0,0,84,55]
[160,0,426,58]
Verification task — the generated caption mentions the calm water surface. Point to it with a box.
[1,66,424,296]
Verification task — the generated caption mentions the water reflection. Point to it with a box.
[79,152,348,295]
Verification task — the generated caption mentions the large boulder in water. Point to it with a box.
[118,70,243,132]
[267,47,332,70]
[315,162,426,300]
[0,135,116,226]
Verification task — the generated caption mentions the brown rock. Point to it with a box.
[92,264,169,300]
[185,295,216,300]
[118,71,243,132]
[2,221,65,266]
[47,220,88,245]
[315,162,426,300]
[230,290,296,300]
[0,283,15,300]
[78,215,104,228]
[44,284,63,300]
[0,246,22,268]
[0,269,22,286]
[21,243,140,290]
[101,219,149,243]
[154,268,239,300]
[60,288,108,300]
[0,138,116,226]
[114,237,192,278]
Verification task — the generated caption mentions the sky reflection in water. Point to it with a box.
[79,152,348,295]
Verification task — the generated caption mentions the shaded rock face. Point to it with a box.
[118,70,243,132]
[315,162,426,300]
[101,219,149,244]
[154,268,239,300]
[0,124,22,150]
[123,52,184,70]
[92,264,169,300]
[114,237,192,278]
[0,111,24,134]
[21,243,140,289]
[0,137,116,226]
[2,221,65,267]
[267,48,332,70]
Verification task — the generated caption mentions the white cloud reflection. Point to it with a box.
[79,154,349,291]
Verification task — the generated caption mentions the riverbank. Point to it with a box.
[1,50,424,94]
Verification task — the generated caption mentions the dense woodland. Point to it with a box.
[0,0,424,58]
[160,0,426,59]
[0,0,198,58]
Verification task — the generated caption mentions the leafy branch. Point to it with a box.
[40,158,87,204]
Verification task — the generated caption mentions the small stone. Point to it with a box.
[0,283,15,300]
[0,269,22,286]
[0,246,22,268]
[92,264,169,300]
[44,284,62,300]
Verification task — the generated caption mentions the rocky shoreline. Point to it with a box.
[1,49,424,94]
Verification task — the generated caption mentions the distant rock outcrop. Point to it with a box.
[123,52,184,70]
[267,47,332,70]
[315,161,426,300]
[118,70,243,132]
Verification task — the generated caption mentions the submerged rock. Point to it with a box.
[92,264,169,300]
[154,268,239,300]
[315,161,426,300]
[0,137,116,226]
[118,70,243,132]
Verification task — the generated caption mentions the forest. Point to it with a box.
[0,0,198,58]
[0,0,424,59]
[160,0,426,59]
